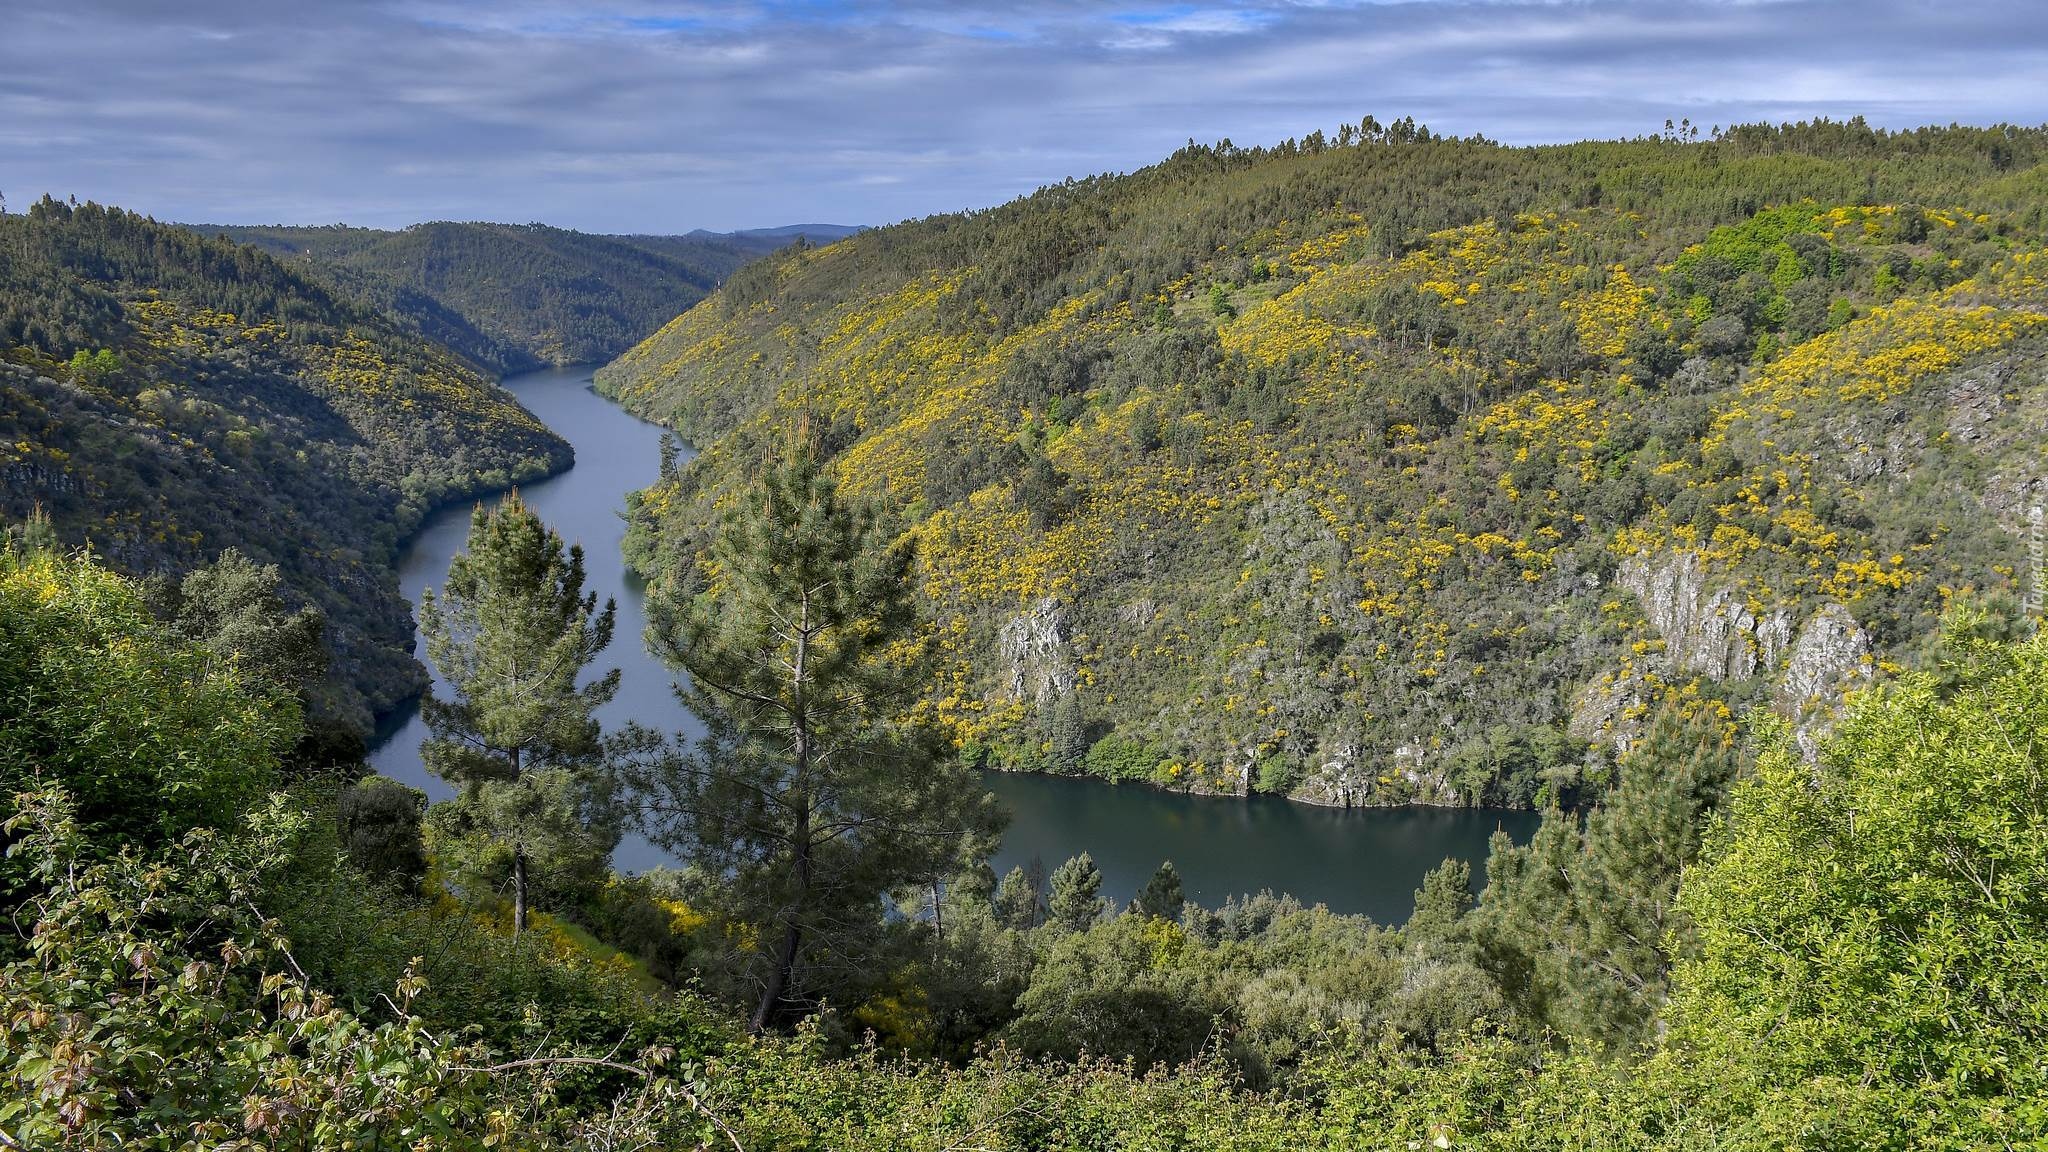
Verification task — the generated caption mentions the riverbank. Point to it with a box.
[368,365,1538,919]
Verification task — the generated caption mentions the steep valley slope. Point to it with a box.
[1,199,572,734]
[598,120,2048,807]
[202,221,783,376]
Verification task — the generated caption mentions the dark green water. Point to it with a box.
[983,772,1537,923]
[369,365,1539,923]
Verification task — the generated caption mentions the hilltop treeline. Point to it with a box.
[0,197,570,731]
[601,119,2048,805]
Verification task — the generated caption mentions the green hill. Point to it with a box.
[599,119,2048,806]
[201,221,779,375]
[1,198,572,732]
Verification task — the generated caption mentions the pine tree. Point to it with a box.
[1471,700,1742,1047]
[1133,860,1184,921]
[1566,700,1741,1037]
[994,865,1043,931]
[626,450,1001,1032]
[657,431,681,481]
[1048,693,1088,775]
[416,493,619,936]
[1048,852,1107,932]
[7,503,60,554]
[1406,857,1473,943]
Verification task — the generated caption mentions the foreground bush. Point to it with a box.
[0,787,731,1151]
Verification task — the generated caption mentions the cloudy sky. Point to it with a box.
[4,0,2044,233]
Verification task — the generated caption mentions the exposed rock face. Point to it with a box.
[1603,550,1873,753]
[1940,356,2048,528]
[1943,359,2014,448]
[1569,667,1648,751]
[1117,597,1157,628]
[1293,748,1372,807]
[1775,603,1874,716]
[1618,552,1792,680]
[997,597,1075,704]
[1287,741,1461,808]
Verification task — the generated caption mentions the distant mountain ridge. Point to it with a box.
[196,221,787,375]
[684,224,865,243]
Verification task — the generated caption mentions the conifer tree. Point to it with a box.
[626,450,1001,1032]
[1472,700,1742,1047]
[1048,852,1107,933]
[417,493,619,935]
[994,865,1043,931]
[1406,857,1473,943]
[1048,693,1088,775]
[1134,861,1184,921]
[6,504,59,553]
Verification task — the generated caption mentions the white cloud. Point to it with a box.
[1,0,2042,231]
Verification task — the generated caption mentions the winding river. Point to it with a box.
[368,366,1538,923]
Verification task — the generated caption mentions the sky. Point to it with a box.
[3,0,2045,234]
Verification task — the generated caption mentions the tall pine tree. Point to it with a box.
[417,493,619,936]
[624,450,1001,1032]
[1048,852,1107,932]
[1133,861,1184,921]
[1473,699,1743,1047]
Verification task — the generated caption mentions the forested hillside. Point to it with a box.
[207,221,782,374]
[0,198,571,732]
[601,119,2048,807]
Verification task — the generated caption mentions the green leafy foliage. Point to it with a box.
[0,786,728,1152]
[0,548,291,870]
[0,550,729,1150]
[5,521,2044,1149]
[1655,631,2048,1146]
[336,775,429,892]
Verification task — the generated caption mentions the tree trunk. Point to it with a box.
[512,840,528,939]
[751,816,809,1032]
[751,585,815,1034]
[751,915,801,1033]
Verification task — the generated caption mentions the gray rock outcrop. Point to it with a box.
[1618,552,1792,680]
[1774,602,1874,716]
[997,597,1075,704]
[1599,549,1874,753]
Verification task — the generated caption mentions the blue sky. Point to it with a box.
[3,1,2044,233]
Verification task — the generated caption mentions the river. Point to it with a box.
[368,365,1539,923]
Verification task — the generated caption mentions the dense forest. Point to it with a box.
[600,118,2048,808]
[0,197,571,733]
[205,221,790,374]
